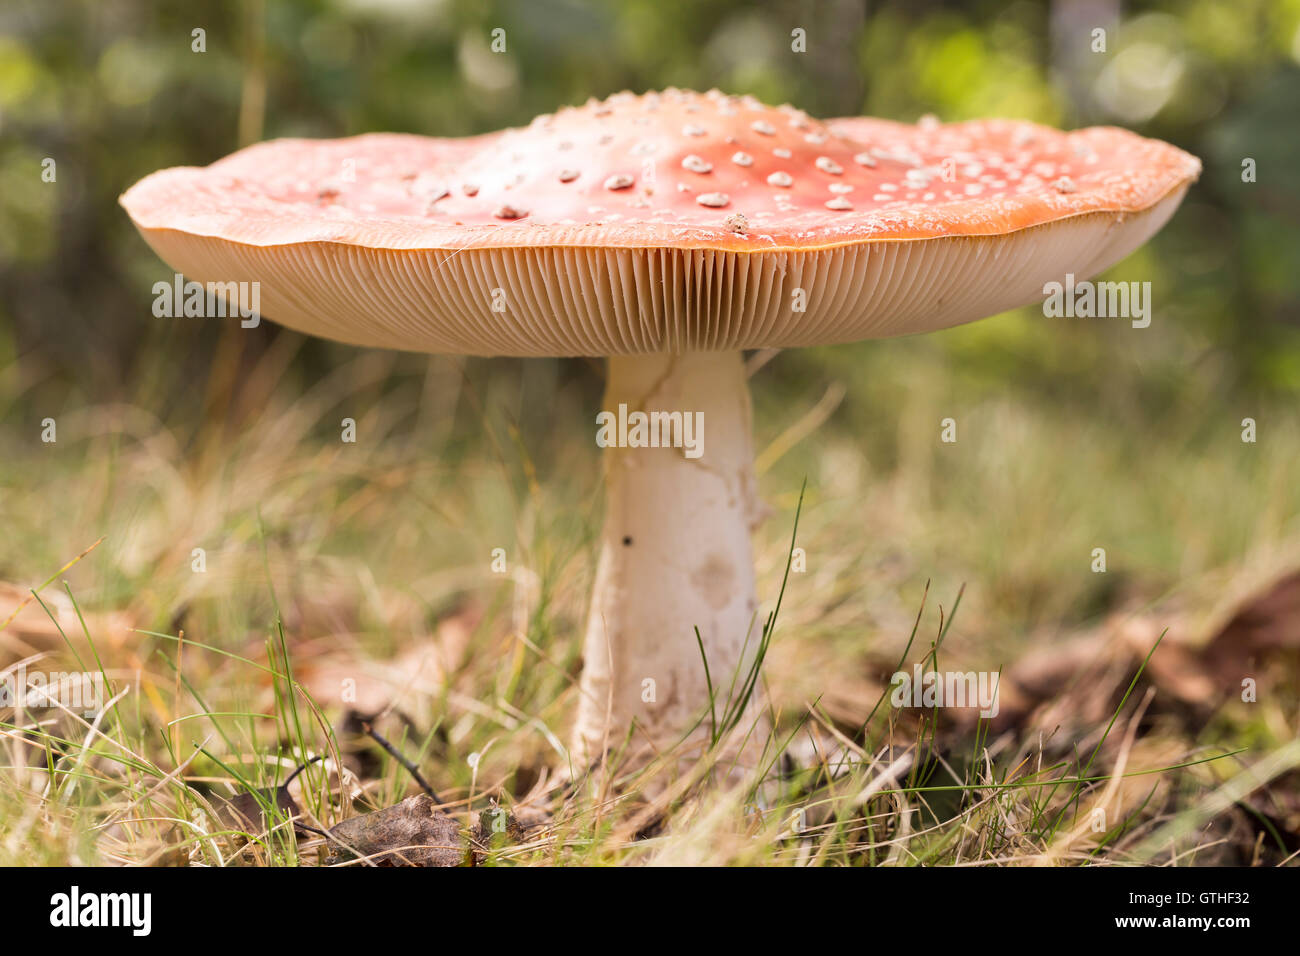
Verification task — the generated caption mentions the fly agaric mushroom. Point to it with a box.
[120,89,1200,770]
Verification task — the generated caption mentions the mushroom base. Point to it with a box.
[574,350,768,773]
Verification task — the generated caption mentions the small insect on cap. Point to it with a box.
[120,89,1200,356]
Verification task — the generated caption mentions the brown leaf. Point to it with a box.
[1203,571,1300,673]
[1116,616,1216,707]
[0,582,134,660]
[288,601,483,715]
[1238,770,1300,842]
[326,794,465,867]
[210,787,303,837]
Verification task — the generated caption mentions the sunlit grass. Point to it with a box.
[2,311,1299,866]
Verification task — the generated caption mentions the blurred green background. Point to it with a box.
[2,0,1299,409]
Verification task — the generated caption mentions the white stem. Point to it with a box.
[574,350,768,769]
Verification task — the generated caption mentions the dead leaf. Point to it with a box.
[1237,770,1300,843]
[209,786,303,837]
[286,600,483,715]
[326,794,465,867]
[1203,571,1300,673]
[0,582,134,660]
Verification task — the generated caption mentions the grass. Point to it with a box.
[1,308,1299,866]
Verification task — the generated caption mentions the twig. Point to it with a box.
[283,753,324,787]
[361,721,443,805]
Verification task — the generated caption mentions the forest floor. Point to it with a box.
[3,323,1299,866]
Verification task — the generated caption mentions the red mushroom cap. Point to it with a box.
[120,89,1200,355]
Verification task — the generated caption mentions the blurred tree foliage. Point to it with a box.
[1,0,1298,423]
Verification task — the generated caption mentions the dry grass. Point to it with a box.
[2,314,1299,866]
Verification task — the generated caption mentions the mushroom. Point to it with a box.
[119,89,1200,771]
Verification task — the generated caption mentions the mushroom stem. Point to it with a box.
[575,350,768,770]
